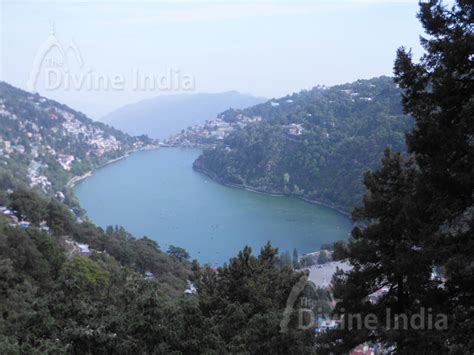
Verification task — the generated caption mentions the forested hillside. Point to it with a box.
[194,76,413,213]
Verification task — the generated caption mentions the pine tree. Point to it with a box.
[320,1,473,352]
[319,151,447,353]
[292,248,300,269]
[394,0,473,350]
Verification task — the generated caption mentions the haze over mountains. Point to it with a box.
[102,91,266,139]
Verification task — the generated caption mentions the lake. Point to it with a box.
[75,148,352,266]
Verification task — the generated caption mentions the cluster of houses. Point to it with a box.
[0,205,50,233]
[0,139,27,157]
[350,343,380,355]
[163,115,263,147]
[339,89,374,103]
[0,100,17,120]
[269,97,302,107]
[28,160,52,190]
[184,280,197,295]
[65,239,92,257]
[59,109,124,157]
[163,110,311,147]
[311,318,338,334]
[57,154,75,171]
[0,95,154,193]
[285,123,305,136]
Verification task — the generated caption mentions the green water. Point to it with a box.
[75,148,352,266]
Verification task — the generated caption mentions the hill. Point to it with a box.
[193,76,413,213]
[102,91,266,139]
[0,82,156,213]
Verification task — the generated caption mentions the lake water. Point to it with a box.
[75,148,352,266]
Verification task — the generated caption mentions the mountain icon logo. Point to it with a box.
[27,23,84,92]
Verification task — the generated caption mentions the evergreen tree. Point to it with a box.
[332,240,349,261]
[196,243,316,354]
[45,199,74,236]
[167,245,190,262]
[9,188,46,225]
[320,151,446,353]
[317,250,328,265]
[320,1,473,352]
[394,0,473,350]
[279,250,292,268]
[292,248,300,269]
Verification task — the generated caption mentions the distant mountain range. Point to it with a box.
[101,91,266,139]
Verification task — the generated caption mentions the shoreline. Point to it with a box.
[67,145,351,218]
[66,145,159,189]
[70,146,351,261]
[193,165,352,218]
[66,171,93,188]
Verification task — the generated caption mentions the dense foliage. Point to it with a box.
[193,243,317,354]
[0,190,193,353]
[0,193,317,353]
[320,1,473,353]
[194,76,413,213]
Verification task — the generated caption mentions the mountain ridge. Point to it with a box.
[102,91,267,139]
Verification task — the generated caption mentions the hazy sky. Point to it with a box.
[1,0,431,119]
